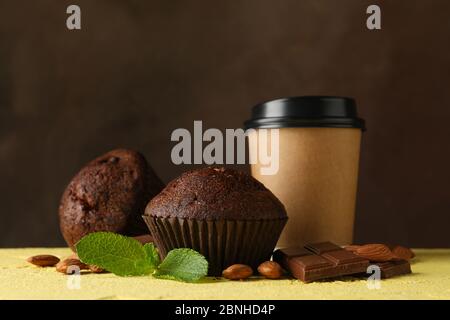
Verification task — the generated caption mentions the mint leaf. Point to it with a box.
[76,232,155,276]
[76,232,209,282]
[154,248,208,282]
[143,243,161,267]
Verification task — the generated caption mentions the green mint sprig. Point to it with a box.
[75,232,208,282]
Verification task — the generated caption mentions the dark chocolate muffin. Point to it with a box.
[59,149,164,250]
[143,167,287,275]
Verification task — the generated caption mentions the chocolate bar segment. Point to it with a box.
[273,242,370,283]
[304,241,342,254]
[273,247,310,260]
[322,249,366,264]
[373,260,411,278]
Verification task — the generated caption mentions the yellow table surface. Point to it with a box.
[1,248,449,300]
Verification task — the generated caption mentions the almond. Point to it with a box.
[257,261,283,279]
[343,245,361,252]
[27,255,60,267]
[88,265,106,273]
[390,245,415,260]
[64,253,106,273]
[56,258,88,274]
[222,264,253,280]
[354,244,396,262]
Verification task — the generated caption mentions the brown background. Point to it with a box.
[0,0,449,248]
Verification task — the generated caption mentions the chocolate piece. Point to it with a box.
[373,260,411,278]
[277,247,311,257]
[273,242,369,282]
[305,242,341,254]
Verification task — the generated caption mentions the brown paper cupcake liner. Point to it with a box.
[143,216,287,276]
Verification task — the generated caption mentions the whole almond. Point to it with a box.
[391,245,415,260]
[355,244,396,262]
[56,258,88,274]
[343,245,361,252]
[88,265,105,273]
[222,264,253,280]
[63,253,106,273]
[257,261,283,279]
[27,255,60,267]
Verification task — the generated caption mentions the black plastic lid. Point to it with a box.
[244,96,365,130]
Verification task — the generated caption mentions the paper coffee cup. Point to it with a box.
[244,96,365,247]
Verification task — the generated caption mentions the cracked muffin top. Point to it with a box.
[144,167,287,220]
[59,149,164,249]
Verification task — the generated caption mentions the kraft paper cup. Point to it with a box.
[143,216,287,276]
[244,96,365,247]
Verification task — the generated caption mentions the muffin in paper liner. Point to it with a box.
[143,167,288,276]
[143,215,287,276]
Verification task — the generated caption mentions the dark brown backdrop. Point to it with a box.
[1,0,449,247]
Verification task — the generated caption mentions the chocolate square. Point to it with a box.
[322,249,365,265]
[304,242,342,254]
[273,242,370,282]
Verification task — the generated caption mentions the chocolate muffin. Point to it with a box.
[143,167,287,275]
[59,149,164,250]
